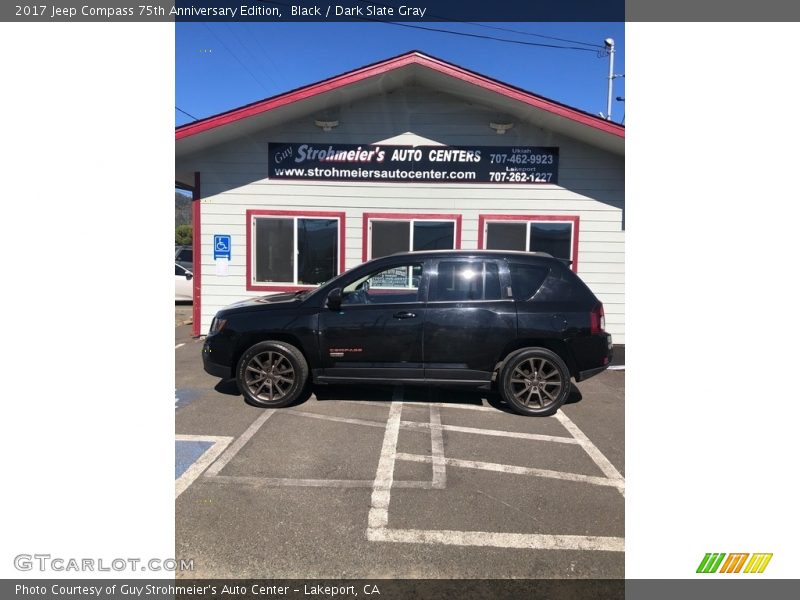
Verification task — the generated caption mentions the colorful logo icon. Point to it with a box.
[697,553,773,574]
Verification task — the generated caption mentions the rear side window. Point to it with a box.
[533,263,595,303]
[509,263,549,300]
[432,261,502,302]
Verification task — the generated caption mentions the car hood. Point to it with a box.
[217,292,307,315]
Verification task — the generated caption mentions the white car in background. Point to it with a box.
[175,263,193,302]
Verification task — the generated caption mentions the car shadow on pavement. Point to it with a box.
[213,379,240,396]
[213,378,583,413]
[565,384,584,405]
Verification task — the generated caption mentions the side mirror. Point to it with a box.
[185,272,193,280]
[326,287,342,310]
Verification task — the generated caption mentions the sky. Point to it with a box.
[175,21,625,127]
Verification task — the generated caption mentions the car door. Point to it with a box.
[423,258,516,382]
[317,259,428,380]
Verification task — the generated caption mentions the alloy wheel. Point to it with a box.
[510,357,563,409]
[243,351,296,403]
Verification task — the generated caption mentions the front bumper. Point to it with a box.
[202,340,232,379]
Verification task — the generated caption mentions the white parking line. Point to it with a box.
[395,453,623,490]
[400,420,578,445]
[368,528,624,552]
[367,400,624,550]
[429,404,446,489]
[175,435,233,499]
[338,400,497,413]
[607,365,625,371]
[338,400,393,409]
[198,391,625,552]
[283,410,578,447]
[204,475,437,489]
[282,409,386,429]
[554,411,625,495]
[405,401,496,412]
[202,398,439,490]
[367,402,403,530]
[175,343,185,349]
[205,409,275,477]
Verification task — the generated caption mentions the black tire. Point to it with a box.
[235,341,309,408]
[499,348,570,416]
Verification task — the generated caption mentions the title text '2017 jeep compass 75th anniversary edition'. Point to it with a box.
[202,250,612,416]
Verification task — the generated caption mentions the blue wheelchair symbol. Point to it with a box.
[213,235,231,260]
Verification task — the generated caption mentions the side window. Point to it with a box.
[432,261,502,302]
[533,266,591,303]
[509,263,550,300]
[342,263,423,305]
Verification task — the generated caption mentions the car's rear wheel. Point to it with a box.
[500,348,570,416]
[235,341,308,408]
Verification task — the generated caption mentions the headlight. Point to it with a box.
[209,317,227,335]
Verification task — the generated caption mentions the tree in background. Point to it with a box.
[176,224,192,245]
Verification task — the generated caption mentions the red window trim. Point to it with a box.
[361,212,463,262]
[246,209,346,292]
[191,172,201,337]
[477,214,580,273]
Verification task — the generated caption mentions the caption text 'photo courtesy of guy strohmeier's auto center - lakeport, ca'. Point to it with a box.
[175,43,624,578]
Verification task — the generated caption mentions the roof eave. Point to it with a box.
[176,51,624,143]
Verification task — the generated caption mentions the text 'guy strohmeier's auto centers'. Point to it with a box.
[175,51,624,343]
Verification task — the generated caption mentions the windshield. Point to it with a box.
[302,262,370,301]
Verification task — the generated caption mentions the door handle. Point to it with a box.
[393,311,417,319]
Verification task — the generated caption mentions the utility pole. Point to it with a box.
[605,38,615,121]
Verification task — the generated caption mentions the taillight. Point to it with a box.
[590,303,605,333]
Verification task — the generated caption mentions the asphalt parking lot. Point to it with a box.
[175,320,625,578]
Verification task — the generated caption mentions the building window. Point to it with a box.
[342,262,424,305]
[247,210,345,290]
[362,213,462,261]
[478,214,579,272]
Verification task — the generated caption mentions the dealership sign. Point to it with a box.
[268,143,559,184]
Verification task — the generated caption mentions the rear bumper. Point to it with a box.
[574,333,613,382]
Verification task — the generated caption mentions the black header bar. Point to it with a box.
[4,0,800,22]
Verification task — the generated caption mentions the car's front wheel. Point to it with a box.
[235,341,308,408]
[499,348,570,416]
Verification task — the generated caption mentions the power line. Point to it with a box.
[224,23,280,89]
[175,106,199,121]
[256,1,599,52]
[463,22,604,49]
[244,23,288,87]
[351,0,604,49]
[374,21,600,52]
[202,22,271,92]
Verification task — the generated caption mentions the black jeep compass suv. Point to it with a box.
[202,250,612,416]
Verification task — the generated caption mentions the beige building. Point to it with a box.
[176,51,624,343]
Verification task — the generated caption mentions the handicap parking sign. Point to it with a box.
[213,234,231,260]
